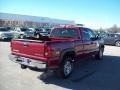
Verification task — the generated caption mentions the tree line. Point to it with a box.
[99,24,120,33]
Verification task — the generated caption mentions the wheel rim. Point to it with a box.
[64,61,72,76]
[20,35,23,39]
[116,41,120,47]
[99,50,103,58]
[36,34,39,38]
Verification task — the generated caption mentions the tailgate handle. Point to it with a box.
[23,42,29,47]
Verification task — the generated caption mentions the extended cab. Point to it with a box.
[9,25,104,78]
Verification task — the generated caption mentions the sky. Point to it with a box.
[0,0,120,29]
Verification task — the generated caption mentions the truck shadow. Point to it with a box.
[37,55,120,90]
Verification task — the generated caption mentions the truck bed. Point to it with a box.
[11,36,75,61]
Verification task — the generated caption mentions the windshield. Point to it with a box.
[50,28,79,38]
[21,28,28,32]
[45,28,51,32]
[0,28,9,32]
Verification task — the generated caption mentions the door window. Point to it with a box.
[81,28,91,40]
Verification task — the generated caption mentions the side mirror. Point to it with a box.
[96,34,103,39]
[90,36,99,41]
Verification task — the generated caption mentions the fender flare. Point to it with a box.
[59,48,76,63]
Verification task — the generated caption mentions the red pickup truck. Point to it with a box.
[9,25,104,78]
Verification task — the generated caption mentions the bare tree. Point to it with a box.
[107,24,120,33]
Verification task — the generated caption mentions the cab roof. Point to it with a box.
[54,25,84,29]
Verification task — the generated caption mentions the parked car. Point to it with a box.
[34,28,50,38]
[45,28,51,34]
[9,25,104,78]
[12,27,34,39]
[0,27,14,40]
[104,33,120,47]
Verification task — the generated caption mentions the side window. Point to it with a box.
[67,29,79,38]
[87,29,96,38]
[35,29,39,31]
[16,29,20,32]
[107,34,115,38]
[81,28,91,40]
[110,34,115,37]
[114,34,118,38]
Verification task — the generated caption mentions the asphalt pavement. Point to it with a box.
[0,41,120,90]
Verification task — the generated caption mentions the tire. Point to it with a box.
[95,48,103,60]
[21,64,27,69]
[19,34,24,39]
[36,34,41,38]
[58,57,74,78]
[115,41,120,47]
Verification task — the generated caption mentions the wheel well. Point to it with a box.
[61,51,76,63]
[115,40,120,46]
[115,40,120,43]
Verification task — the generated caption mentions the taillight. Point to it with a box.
[44,45,52,58]
[44,45,60,58]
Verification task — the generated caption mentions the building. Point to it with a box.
[0,13,75,28]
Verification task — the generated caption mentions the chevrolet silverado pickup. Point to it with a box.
[9,25,104,78]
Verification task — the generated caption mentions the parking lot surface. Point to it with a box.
[0,41,120,90]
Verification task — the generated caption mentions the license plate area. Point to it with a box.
[15,56,46,69]
[18,57,29,65]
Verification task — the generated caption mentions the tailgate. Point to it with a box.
[11,39,46,60]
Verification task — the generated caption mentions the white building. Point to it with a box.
[0,12,75,28]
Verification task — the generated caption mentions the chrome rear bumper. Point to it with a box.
[9,54,46,69]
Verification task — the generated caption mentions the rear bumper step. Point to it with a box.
[9,54,46,69]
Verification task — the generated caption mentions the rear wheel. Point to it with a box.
[57,57,74,78]
[95,48,103,60]
[115,41,120,47]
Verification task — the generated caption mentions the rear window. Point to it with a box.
[50,28,79,38]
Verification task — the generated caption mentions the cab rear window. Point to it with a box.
[50,28,79,38]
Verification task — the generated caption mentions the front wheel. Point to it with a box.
[36,34,42,38]
[115,41,120,47]
[95,48,103,60]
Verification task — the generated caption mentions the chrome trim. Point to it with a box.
[9,54,46,69]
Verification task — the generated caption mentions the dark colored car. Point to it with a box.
[104,33,120,47]
[34,28,51,38]
[9,25,104,78]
